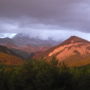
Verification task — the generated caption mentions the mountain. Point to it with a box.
[1,35,90,67]
[0,33,60,53]
[43,36,90,67]
[0,37,16,47]
[0,45,24,65]
[13,33,59,46]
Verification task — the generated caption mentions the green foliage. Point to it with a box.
[0,58,89,90]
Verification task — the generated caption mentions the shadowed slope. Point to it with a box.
[0,45,24,65]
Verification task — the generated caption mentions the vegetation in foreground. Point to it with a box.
[0,58,90,90]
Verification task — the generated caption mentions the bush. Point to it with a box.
[0,58,89,90]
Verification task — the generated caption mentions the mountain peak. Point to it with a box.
[62,36,89,45]
[68,36,84,40]
[69,36,80,39]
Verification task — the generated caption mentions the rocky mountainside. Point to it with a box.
[45,36,90,66]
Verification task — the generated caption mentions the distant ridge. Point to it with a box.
[0,33,60,53]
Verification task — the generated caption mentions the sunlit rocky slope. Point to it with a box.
[44,36,90,66]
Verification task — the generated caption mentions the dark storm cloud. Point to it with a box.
[0,0,90,33]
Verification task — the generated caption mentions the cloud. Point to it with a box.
[0,0,90,36]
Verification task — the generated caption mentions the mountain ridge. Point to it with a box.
[0,33,60,53]
[0,45,24,65]
[38,36,90,66]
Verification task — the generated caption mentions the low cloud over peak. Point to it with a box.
[0,0,90,40]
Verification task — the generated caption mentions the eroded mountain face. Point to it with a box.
[48,36,90,61]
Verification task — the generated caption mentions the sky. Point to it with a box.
[0,0,90,41]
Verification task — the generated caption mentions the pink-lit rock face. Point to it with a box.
[48,36,90,61]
